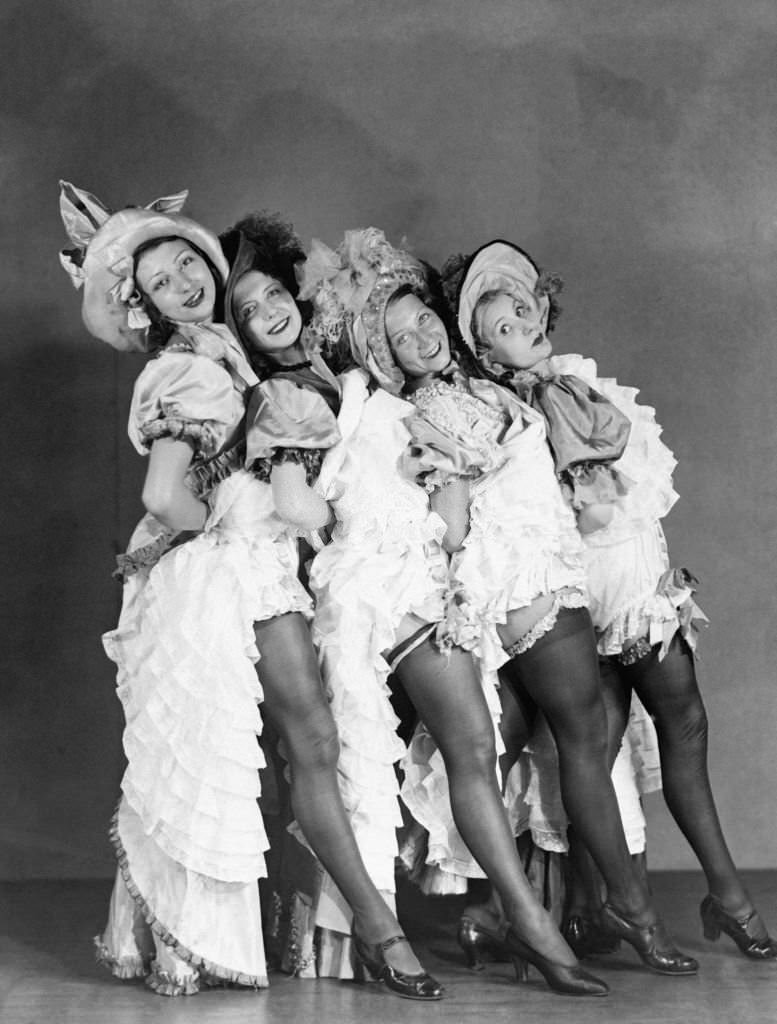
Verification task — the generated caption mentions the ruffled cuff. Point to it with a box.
[139,416,225,457]
[560,462,632,510]
[251,446,325,487]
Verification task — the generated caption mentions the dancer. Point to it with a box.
[452,238,777,962]
[317,228,698,977]
[224,218,609,997]
[58,184,439,1000]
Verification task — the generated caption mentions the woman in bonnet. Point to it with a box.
[58,185,439,1000]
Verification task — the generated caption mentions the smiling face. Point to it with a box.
[474,286,552,370]
[231,270,303,362]
[135,239,216,324]
[384,291,451,382]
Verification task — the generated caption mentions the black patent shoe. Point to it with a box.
[700,894,777,960]
[563,913,621,958]
[456,915,511,970]
[600,903,698,975]
[504,927,609,997]
[352,933,443,1000]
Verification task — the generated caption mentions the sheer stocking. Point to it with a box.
[620,635,748,912]
[254,612,421,973]
[506,608,650,920]
[396,635,576,965]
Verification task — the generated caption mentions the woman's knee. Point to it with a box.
[444,722,498,778]
[283,707,341,771]
[657,692,709,748]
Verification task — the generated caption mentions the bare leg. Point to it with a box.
[254,612,421,974]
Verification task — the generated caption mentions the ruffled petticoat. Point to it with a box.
[304,371,449,969]
[98,469,312,993]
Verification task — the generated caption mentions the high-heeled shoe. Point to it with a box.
[503,927,609,996]
[599,903,698,975]
[562,913,621,958]
[700,894,777,960]
[456,915,511,971]
[352,932,443,1000]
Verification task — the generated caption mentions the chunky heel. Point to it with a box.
[701,909,721,943]
[700,895,777,960]
[504,928,609,997]
[456,915,510,970]
[563,913,621,958]
[510,955,529,983]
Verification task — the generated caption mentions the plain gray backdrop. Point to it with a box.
[1,0,775,879]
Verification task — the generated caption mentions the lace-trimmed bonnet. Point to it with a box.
[58,180,228,352]
[456,239,546,355]
[298,227,427,393]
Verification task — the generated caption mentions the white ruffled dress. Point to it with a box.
[97,330,312,994]
[308,369,450,921]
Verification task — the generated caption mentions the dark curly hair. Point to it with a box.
[219,212,314,378]
[132,235,225,352]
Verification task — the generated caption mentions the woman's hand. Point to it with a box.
[142,436,208,531]
[576,501,614,535]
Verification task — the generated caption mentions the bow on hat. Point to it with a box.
[58,181,228,352]
[58,180,189,294]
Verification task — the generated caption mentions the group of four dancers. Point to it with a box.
[58,180,775,1003]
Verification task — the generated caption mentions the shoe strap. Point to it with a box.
[377,934,408,953]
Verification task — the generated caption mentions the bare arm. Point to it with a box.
[142,436,208,531]
[271,460,334,531]
[575,501,615,535]
[430,477,471,553]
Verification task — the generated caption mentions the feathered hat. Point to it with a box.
[297,227,427,393]
[58,180,228,352]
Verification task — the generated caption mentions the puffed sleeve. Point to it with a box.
[551,352,678,530]
[402,385,505,492]
[245,377,341,484]
[128,351,242,458]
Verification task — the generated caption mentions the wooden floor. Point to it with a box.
[1,872,776,1024]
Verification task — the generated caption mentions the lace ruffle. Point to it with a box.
[504,590,586,657]
[187,441,246,499]
[94,936,151,980]
[107,808,267,991]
